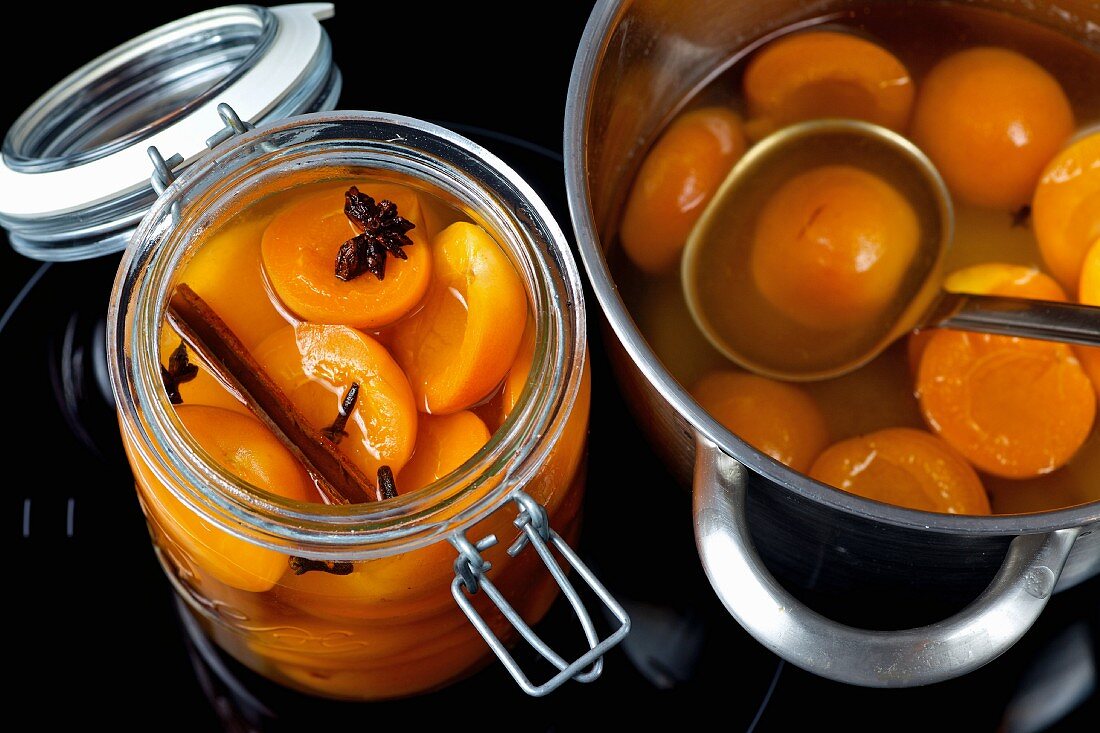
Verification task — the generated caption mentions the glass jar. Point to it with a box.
[107,111,625,700]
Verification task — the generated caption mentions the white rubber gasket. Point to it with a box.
[0,3,334,219]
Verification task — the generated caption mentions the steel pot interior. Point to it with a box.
[564,0,1100,535]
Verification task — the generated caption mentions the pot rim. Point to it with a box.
[563,0,1100,536]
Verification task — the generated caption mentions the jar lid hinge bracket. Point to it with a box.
[147,104,257,228]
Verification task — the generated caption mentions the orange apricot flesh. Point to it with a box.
[751,164,919,330]
[1078,239,1100,303]
[743,30,914,136]
[130,405,317,592]
[253,324,418,478]
[916,330,1094,478]
[392,222,526,414]
[620,107,747,274]
[944,263,1069,301]
[261,184,431,328]
[1033,132,1100,291]
[397,411,491,493]
[912,48,1074,209]
[907,263,1067,373]
[810,427,990,514]
[1074,239,1100,395]
[181,217,287,349]
[692,371,829,472]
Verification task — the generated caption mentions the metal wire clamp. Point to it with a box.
[450,489,631,697]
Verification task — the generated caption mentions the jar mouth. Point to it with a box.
[109,111,587,558]
[4,5,275,172]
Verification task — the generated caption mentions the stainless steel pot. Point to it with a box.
[565,0,1100,687]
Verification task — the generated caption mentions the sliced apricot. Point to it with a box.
[943,263,1069,302]
[129,405,316,592]
[743,31,914,136]
[751,164,919,330]
[810,427,990,514]
[692,371,828,472]
[620,107,747,274]
[181,216,288,349]
[1033,132,1100,290]
[261,184,431,328]
[253,324,417,477]
[912,48,1074,209]
[398,412,491,493]
[916,330,1094,478]
[908,263,1067,373]
[391,222,526,414]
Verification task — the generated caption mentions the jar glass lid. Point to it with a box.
[0,3,340,261]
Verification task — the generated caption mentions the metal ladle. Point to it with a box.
[681,118,1100,382]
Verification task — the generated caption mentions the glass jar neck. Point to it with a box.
[108,112,586,560]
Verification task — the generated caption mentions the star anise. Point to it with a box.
[335,186,416,281]
[161,341,199,404]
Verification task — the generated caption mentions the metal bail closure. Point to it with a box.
[450,490,630,697]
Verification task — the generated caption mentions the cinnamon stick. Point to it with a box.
[166,284,374,503]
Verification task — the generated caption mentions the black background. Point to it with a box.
[4,2,1098,730]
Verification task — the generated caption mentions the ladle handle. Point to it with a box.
[693,438,1080,687]
[931,292,1100,346]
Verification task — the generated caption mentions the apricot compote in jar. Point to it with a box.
[108,112,622,700]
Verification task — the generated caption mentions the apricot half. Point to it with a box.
[261,184,431,328]
[392,222,526,414]
[693,371,828,472]
[254,324,418,478]
[943,263,1068,301]
[398,411,491,493]
[743,30,915,136]
[1078,239,1100,303]
[132,405,316,592]
[1033,132,1100,291]
[912,48,1074,209]
[751,164,919,330]
[620,107,747,274]
[182,216,287,349]
[916,330,1094,478]
[810,427,990,514]
[908,263,1068,373]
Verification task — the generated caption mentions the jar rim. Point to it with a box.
[108,110,587,559]
[2,5,275,172]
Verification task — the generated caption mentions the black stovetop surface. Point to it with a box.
[5,2,1098,729]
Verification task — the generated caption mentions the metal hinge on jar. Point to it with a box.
[450,490,631,697]
[148,104,258,225]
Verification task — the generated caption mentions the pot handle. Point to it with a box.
[693,437,1081,687]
